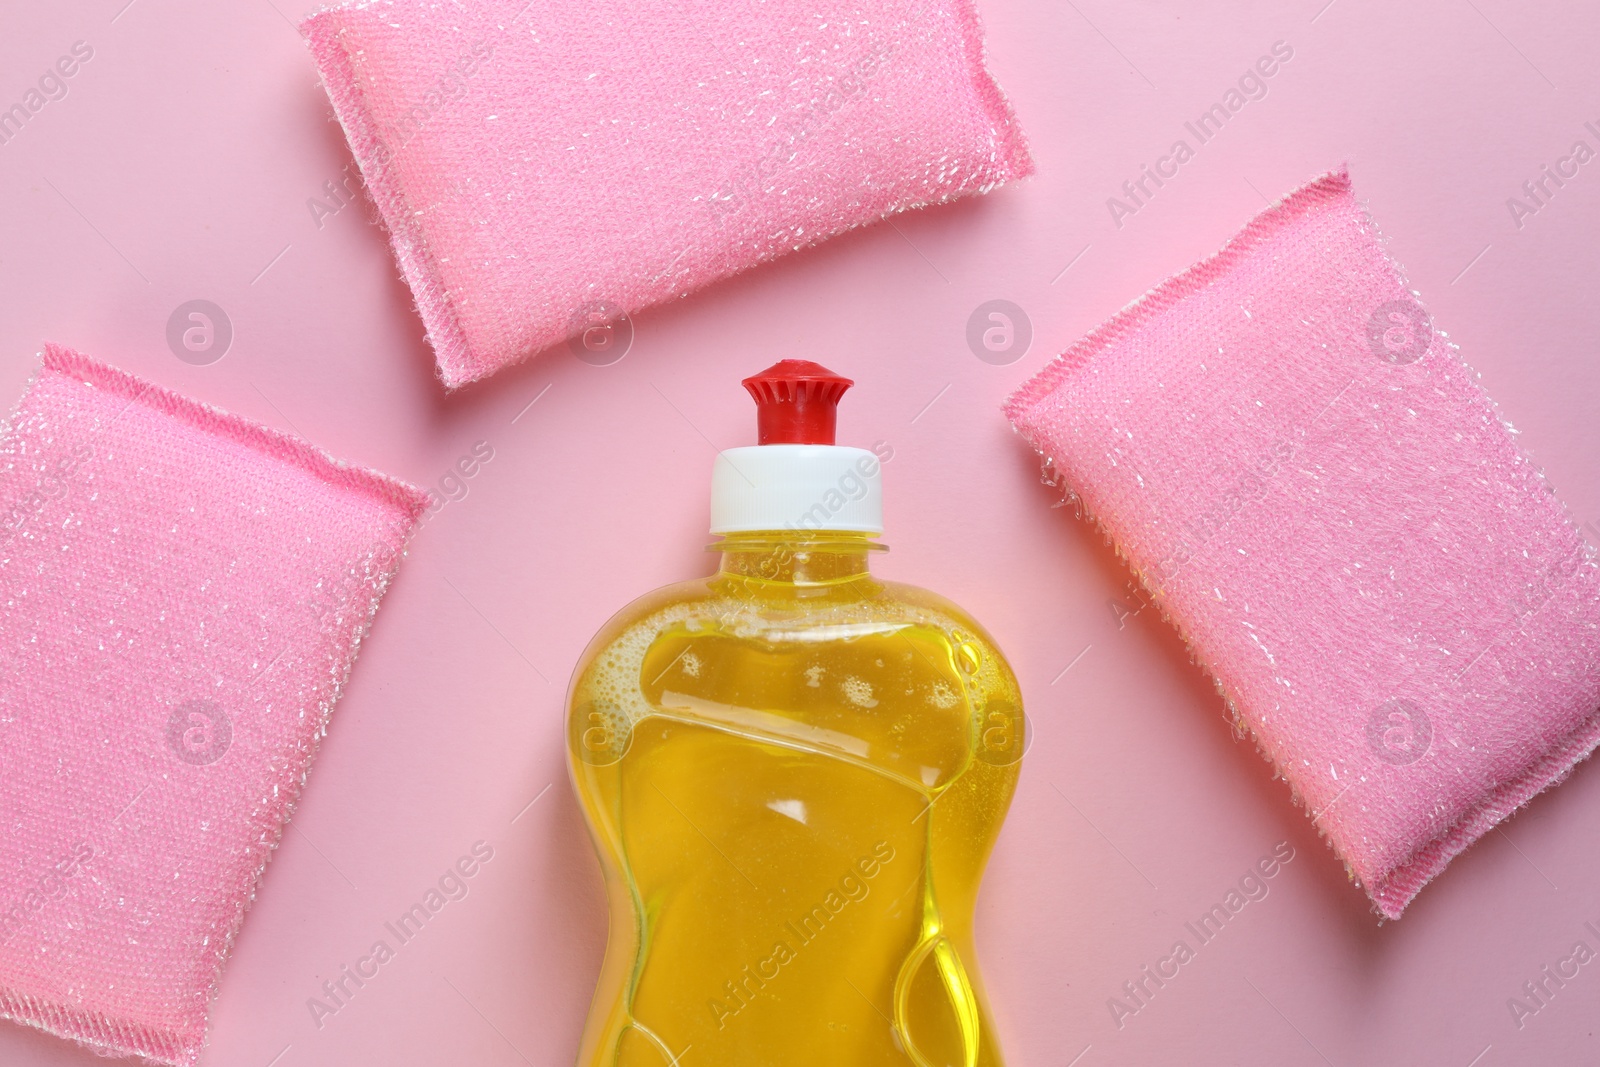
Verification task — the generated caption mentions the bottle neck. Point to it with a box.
[715,530,882,585]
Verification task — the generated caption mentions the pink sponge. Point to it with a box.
[302,0,1032,388]
[0,346,428,1063]
[1006,170,1600,919]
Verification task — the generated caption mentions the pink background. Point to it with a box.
[2,1,1598,1064]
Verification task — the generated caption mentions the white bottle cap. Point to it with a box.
[710,445,883,534]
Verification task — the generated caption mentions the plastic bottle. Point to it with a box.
[566,360,1024,1067]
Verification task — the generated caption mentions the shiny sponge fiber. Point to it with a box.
[302,0,1033,387]
[1006,170,1600,920]
[0,346,428,1063]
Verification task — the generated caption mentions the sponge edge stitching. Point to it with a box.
[300,9,480,388]
[1002,166,1352,431]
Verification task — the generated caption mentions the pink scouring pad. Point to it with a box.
[0,345,428,1063]
[302,0,1033,388]
[1006,169,1600,920]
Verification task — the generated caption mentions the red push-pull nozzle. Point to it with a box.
[741,360,854,445]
